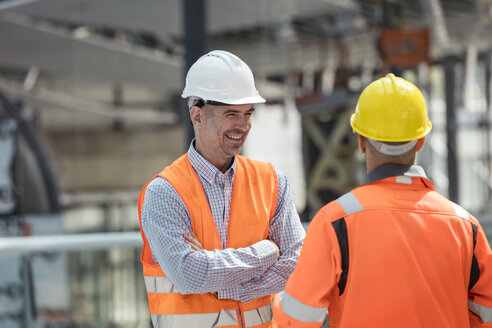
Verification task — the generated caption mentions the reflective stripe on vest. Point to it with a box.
[395,176,412,184]
[144,276,180,294]
[145,277,273,327]
[279,291,327,323]
[151,310,238,328]
[244,303,274,327]
[150,303,273,328]
[468,301,492,323]
[452,202,469,220]
[335,192,364,215]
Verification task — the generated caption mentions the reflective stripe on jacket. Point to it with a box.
[138,154,278,328]
[275,165,492,328]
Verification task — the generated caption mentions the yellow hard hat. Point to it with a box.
[350,73,432,142]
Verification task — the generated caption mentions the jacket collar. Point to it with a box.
[362,164,428,185]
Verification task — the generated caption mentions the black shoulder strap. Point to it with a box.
[332,218,349,295]
[331,192,364,295]
[468,222,480,291]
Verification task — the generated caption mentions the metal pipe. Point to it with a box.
[444,58,459,203]
[21,255,36,328]
[0,231,141,257]
[485,52,492,205]
[182,0,206,146]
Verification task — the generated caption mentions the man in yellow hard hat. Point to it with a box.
[274,73,492,327]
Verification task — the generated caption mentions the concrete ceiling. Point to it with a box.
[0,12,182,88]
[4,0,357,37]
[0,0,357,85]
[0,0,491,130]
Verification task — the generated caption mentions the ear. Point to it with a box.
[416,137,426,152]
[189,106,203,125]
[358,134,367,154]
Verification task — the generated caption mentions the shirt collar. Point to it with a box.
[362,164,428,185]
[187,140,236,184]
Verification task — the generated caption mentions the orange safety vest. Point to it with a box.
[138,154,279,328]
[277,172,492,327]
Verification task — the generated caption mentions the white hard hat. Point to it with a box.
[181,50,265,105]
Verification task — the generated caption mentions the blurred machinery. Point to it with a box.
[292,1,425,217]
[0,92,65,328]
[297,88,360,218]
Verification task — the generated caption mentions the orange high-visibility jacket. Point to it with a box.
[275,165,492,328]
[138,154,278,328]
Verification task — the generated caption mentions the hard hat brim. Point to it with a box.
[181,93,266,105]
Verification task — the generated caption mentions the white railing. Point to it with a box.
[0,231,142,257]
[0,231,145,328]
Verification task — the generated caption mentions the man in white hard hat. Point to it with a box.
[138,50,306,328]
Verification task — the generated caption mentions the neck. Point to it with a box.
[194,141,234,173]
[365,153,415,174]
[214,157,234,173]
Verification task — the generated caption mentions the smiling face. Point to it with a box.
[191,103,255,172]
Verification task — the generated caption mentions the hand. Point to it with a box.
[184,231,203,251]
